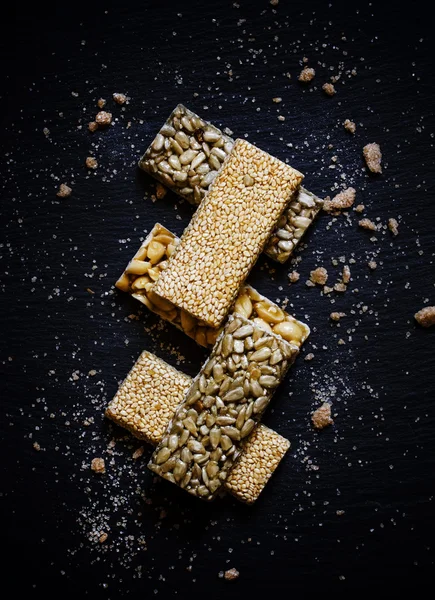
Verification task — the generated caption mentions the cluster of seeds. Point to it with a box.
[264,188,324,263]
[148,316,298,500]
[139,104,234,205]
[153,139,303,328]
[106,351,292,503]
[116,224,310,348]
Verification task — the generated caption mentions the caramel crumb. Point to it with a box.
[272,97,282,103]
[86,288,95,294]
[132,446,145,460]
[310,267,328,286]
[354,204,365,213]
[305,353,314,361]
[330,312,346,321]
[388,218,399,236]
[99,532,108,543]
[323,285,333,294]
[363,143,382,174]
[113,92,127,105]
[322,82,336,96]
[224,568,240,581]
[359,218,377,231]
[342,265,351,284]
[368,260,377,270]
[298,67,315,82]
[91,457,106,473]
[95,111,112,126]
[334,283,347,293]
[57,183,72,198]
[88,369,97,376]
[288,270,300,284]
[97,98,106,109]
[343,119,356,134]
[312,403,333,430]
[156,182,167,200]
[323,187,356,212]
[33,442,41,451]
[414,306,435,328]
[88,121,98,133]
[85,156,98,170]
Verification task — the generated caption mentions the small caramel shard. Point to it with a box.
[322,82,336,96]
[97,98,106,108]
[298,67,315,82]
[86,157,98,170]
[363,143,382,174]
[330,312,346,321]
[344,119,356,134]
[359,218,377,231]
[113,93,127,105]
[57,183,72,198]
[310,267,328,286]
[312,403,333,430]
[224,568,240,581]
[342,265,351,284]
[91,457,106,473]
[414,306,435,328]
[323,187,356,212]
[95,111,112,126]
[388,218,399,236]
[88,121,98,132]
[288,270,300,283]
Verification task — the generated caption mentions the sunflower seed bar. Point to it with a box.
[116,224,310,348]
[148,315,299,500]
[106,351,291,503]
[152,139,304,328]
[264,188,324,263]
[139,104,235,205]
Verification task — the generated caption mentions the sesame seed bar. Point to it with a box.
[152,139,304,328]
[106,351,291,504]
[148,315,299,500]
[139,105,322,263]
[115,224,310,348]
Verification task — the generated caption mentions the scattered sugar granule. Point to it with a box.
[363,143,382,174]
[323,187,356,212]
[305,353,314,361]
[343,119,356,134]
[359,218,377,231]
[288,270,300,284]
[91,457,106,474]
[57,183,72,198]
[342,265,351,284]
[298,67,315,82]
[132,447,145,460]
[368,260,377,270]
[97,98,106,108]
[156,182,167,200]
[113,92,127,105]
[312,403,333,430]
[414,306,435,328]
[85,157,98,170]
[273,97,282,103]
[43,127,50,137]
[330,312,346,321]
[334,283,347,293]
[95,111,112,126]
[322,82,336,96]
[224,568,240,581]
[99,533,108,544]
[354,204,365,213]
[310,267,328,286]
[388,218,399,236]
[88,121,98,133]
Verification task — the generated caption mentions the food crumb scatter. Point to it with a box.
[368,260,378,270]
[113,92,128,105]
[95,111,112,126]
[388,218,399,236]
[99,532,108,543]
[414,306,435,328]
[363,142,382,174]
[312,403,333,430]
[305,353,314,361]
[91,457,106,474]
[155,182,167,200]
[88,121,98,132]
[224,568,240,581]
[288,270,300,283]
[85,157,98,170]
[33,441,41,451]
[354,204,365,213]
[334,282,347,293]
[97,98,106,108]
[310,267,328,286]
[322,82,336,96]
[56,183,72,198]
[132,447,144,460]
[330,312,346,321]
[359,218,377,231]
[298,67,315,82]
[343,119,356,134]
[342,265,351,284]
[273,97,282,103]
[323,187,356,212]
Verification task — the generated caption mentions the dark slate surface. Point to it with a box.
[1,1,434,597]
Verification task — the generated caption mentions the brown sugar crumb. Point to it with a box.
[334,283,347,293]
[132,446,145,460]
[343,119,356,134]
[224,568,240,581]
[298,67,315,83]
[336,510,345,516]
[270,0,279,5]
[368,260,377,270]
[98,532,108,543]
[304,353,314,361]
[272,97,282,103]
[312,403,333,430]
[113,92,128,105]
[342,265,351,284]
[33,441,41,451]
[310,267,328,286]
[363,143,382,174]
[97,98,106,109]
[57,183,72,198]
[414,306,435,328]
[88,121,98,133]
[323,285,333,294]
[95,111,112,126]
[85,156,98,170]
[322,82,336,96]
[288,270,300,284]
[354,204,365,213]
[91,457,106,473]
[323,187,356,212]
[156,182,167,200]
[330,312,346,321]
[359,218,377,231]
[388,218,399,236]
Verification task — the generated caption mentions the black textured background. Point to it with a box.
[1,1,434,597]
